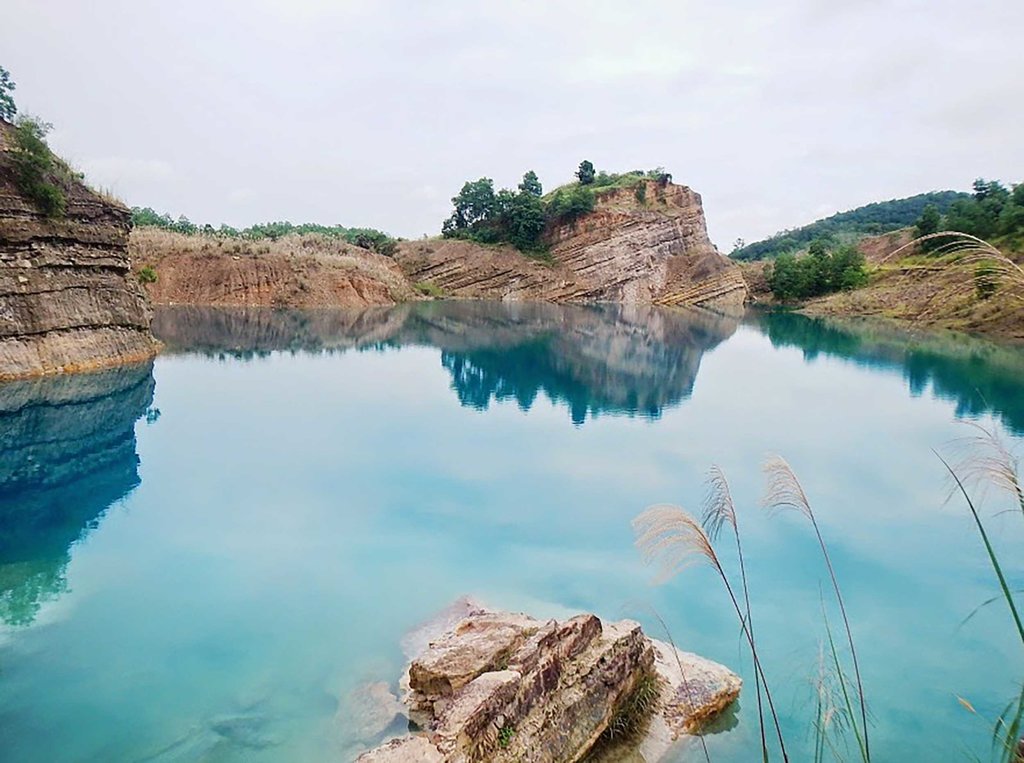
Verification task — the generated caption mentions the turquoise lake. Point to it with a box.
[1,301,1022,762]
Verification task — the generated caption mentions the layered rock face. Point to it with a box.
[0,121,158,380]
[398,180,748,307]
[131,228,414,309]
[356,607,741,763]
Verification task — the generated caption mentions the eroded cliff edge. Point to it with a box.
[0,120,158,380]
[397,180,748,307]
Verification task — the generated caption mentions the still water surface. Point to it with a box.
[1,301,1022,761]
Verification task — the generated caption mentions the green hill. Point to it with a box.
[731,190,969,261]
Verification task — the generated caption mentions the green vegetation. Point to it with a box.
[441,163,673,253]
[0,65,16,122]
[935,179,1024,243]
[766,240,869,302]
[733,191,969,261]
[497,724,515,749]
[137,265,158,284]
[11,116,66,218]
[412,281,445,298]
[130,208,399,256]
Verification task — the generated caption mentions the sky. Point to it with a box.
[2,0,1022,249]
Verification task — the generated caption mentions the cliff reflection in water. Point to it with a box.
[751,310,1024,435]
[0,363,155,626]
[155,302,742,424]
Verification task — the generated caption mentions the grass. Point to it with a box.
[413,281,446,298]
[633,427,1024,761]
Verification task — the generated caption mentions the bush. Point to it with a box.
[767,241,868,301]
[11,116,66,218]
[546,186,595,224]
[137,265,158,284]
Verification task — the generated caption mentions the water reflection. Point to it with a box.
[155,302,742,424]
[0,363,155,626]
[751,310,1024,435]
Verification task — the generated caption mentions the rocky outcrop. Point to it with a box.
[131,228,414,308]
[355,607,741,763]
[397,181,748,307]
[0,120,158,380]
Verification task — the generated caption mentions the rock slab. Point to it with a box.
[356,608,741,763]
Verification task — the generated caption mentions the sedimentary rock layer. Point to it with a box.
[0,120,158,380]
[397,181,748,307]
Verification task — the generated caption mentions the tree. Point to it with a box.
[505,192,546,251]
[576,160,595,185]
[914,203,942,253]
[518,170,542,198]
[0,66,16,122]
[442,178,497,236]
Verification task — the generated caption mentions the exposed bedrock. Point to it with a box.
[0,119,158,380]
[355,606,740,763]
[397,181,748,307]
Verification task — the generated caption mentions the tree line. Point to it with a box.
[915,178,1024,247]
[733,191,969,261]
[441,163,672,253]
[131,208,399,256]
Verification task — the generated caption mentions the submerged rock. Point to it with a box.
[357,606,740,763]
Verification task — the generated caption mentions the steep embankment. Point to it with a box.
[802,230,1024,340]
[131,228,414,308]
[398,180,747,306]
[0,120,158,380]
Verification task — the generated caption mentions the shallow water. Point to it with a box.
[1,301,1022,762]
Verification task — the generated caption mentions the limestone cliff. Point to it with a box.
[0,120,158,380]
[398,180,748,306]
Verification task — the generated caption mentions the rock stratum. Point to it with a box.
[130,180,748,311]
[0,120,158,380]
[354,603,741,763]
[398,181,747,307]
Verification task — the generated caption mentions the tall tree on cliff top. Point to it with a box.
[0,66,17,122]
[518,170,543,197]
[576,160,595,185]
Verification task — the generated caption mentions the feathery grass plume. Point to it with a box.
[702,466,767,760]
[882,232,1024,305]
[633,504,789,761]
[761,456,870,761]
[948,421,1024,519]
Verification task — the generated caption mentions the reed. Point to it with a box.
[701,465,767,760]
[761,456,870,761]
[633,504,789,761]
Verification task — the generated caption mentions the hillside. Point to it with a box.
[732,191,969,261]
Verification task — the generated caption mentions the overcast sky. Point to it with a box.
[3,1,1022,248]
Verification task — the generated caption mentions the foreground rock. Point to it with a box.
[0,119,158,380]
[397,181,748,307]
[355,608,740,763]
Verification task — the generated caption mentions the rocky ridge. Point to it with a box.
[397,181,748,307]
[355,604,741,763]
[0,119,158,380]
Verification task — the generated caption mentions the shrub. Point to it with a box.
[137,265,158,284]
[634,183,647,204]
[11,116,66,218]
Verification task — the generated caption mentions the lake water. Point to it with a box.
[1,301,1022,762]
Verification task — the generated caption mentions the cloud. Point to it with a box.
[1,0,1021,246]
